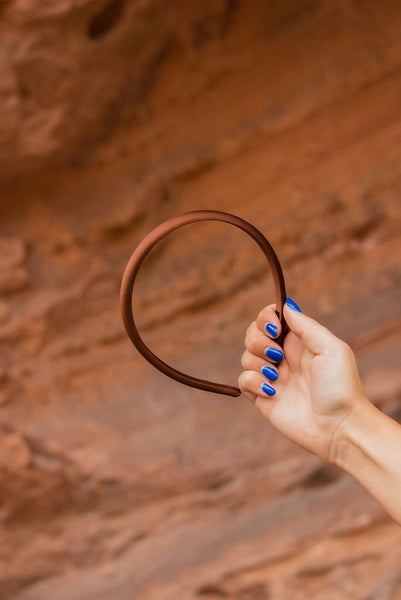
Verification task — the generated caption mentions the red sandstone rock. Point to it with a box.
[0,1,400,599]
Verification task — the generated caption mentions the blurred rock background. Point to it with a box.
[0,0,400,598]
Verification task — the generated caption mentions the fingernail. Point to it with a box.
[265,347,283,362]
[261,382,276,396]
[265,322,278,337]
[261,365,278,381]
[285,298,302,313]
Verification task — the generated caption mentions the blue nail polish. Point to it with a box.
[261,365,278,381]
[285,298,302,313]
[265,347,283,362]
[261,382,276,396]
[265,322,278,337]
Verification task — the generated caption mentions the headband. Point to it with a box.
[120,210,288,397]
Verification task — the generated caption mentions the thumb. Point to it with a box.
[283,298,338,355]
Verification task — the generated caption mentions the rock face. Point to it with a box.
[0,1,400,599]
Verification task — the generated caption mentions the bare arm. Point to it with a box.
[238,298,401,525]
[334,400,401,524]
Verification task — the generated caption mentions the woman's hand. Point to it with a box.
[238,298,401,525]
[238,298,369,464]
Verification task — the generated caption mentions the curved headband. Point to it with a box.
[120,210,288,397]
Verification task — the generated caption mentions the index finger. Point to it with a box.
[255,303,281,339]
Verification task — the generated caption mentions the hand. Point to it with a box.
[238,299,369,464]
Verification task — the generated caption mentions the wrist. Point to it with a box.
[330,395,401,525]
[330,396,378,470]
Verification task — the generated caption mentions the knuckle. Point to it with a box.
[241,349,259,370]
[258,304,277,322]
[240,350,249,369]
[237,372,247,390]
[238,370,255,391]
[245,329,261,352]
[247,336,261,355]
[245,321,256,339]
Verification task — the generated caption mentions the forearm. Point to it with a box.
[334,399,401,525]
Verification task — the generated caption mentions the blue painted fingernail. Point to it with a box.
[285,298,302,313]
[261,382,276,396]
[265,347,283,362]
[265,322,278,337]
[261,365,279,381]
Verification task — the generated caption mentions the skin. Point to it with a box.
[238,302,401,525]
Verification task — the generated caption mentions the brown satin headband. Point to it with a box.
[120,210,288,397]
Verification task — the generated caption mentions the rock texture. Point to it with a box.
[0,1,400,599]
